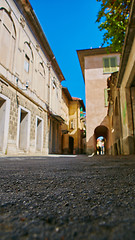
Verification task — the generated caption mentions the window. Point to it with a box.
[70,119,75,129]
[52,77,57,89]
[0,8,16,70]
[24,54,30,73]
[36,116,43,151]
[17,106,30,151]
[103,57,117,74]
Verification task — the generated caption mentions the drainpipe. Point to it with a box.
[77,101,79,154]
[47,62,51,110]
[47,61,51,153]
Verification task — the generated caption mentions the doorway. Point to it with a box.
[94,125,109,155]
[36,116,43,151]
[52,121,55,153]
[0,94,10,153]
[69,136,74,154]
[17,106,30,151]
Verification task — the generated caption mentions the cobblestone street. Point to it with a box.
[1,155,135,240]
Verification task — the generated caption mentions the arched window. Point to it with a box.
[0,8,16,70]
[24,54,30,73]
[35,61,46,100]
[23,41,33,87]
[39,62,45,77]
[24,42,33,74]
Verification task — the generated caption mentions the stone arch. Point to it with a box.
[24,41,33,61]
[0,8,16,37]
[0,8,16,70]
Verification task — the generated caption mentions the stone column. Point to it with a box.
[120,87,134,154]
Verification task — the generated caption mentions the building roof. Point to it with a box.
[62,88,85,111]
[72,97,85,111]
[77,47,119,81]
[117,0,135,87]
[72,97,81,100]
[14,0,65,82]
[62,87,72,101]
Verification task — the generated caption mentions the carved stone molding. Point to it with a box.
[20,15,25,28]
[36,44,40,52]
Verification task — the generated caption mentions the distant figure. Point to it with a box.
[98,146,101,155]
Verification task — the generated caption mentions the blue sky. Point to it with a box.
[29,0,104,105]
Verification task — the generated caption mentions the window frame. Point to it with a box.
[24,54,30,73]
[103,57,118,74]
[104,88,108,107]
[70,119,75,129]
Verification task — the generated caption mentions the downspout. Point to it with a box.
[77,101,79,154]
[47,61,51,154]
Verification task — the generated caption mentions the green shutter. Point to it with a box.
[103,58,110,73]
[103,57,117,73]
[110,57,117,72]
[104,89,108,107]
[80,107,83,117]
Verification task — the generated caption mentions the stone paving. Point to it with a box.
[0,154,135,240]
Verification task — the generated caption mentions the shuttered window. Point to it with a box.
[104,89,108,107]
[103,57,117,73]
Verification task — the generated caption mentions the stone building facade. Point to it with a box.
[61,87,71,154]
[77,48,120,155]
[61,88,86,154]
[0,0,65,155]
[69,97,85,154]
[108,0,135,155]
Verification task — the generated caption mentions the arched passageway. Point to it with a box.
[94,125,109,155]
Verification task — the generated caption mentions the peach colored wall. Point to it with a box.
[85,53,120,154]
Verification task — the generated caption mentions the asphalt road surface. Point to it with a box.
[1,154,135,240]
